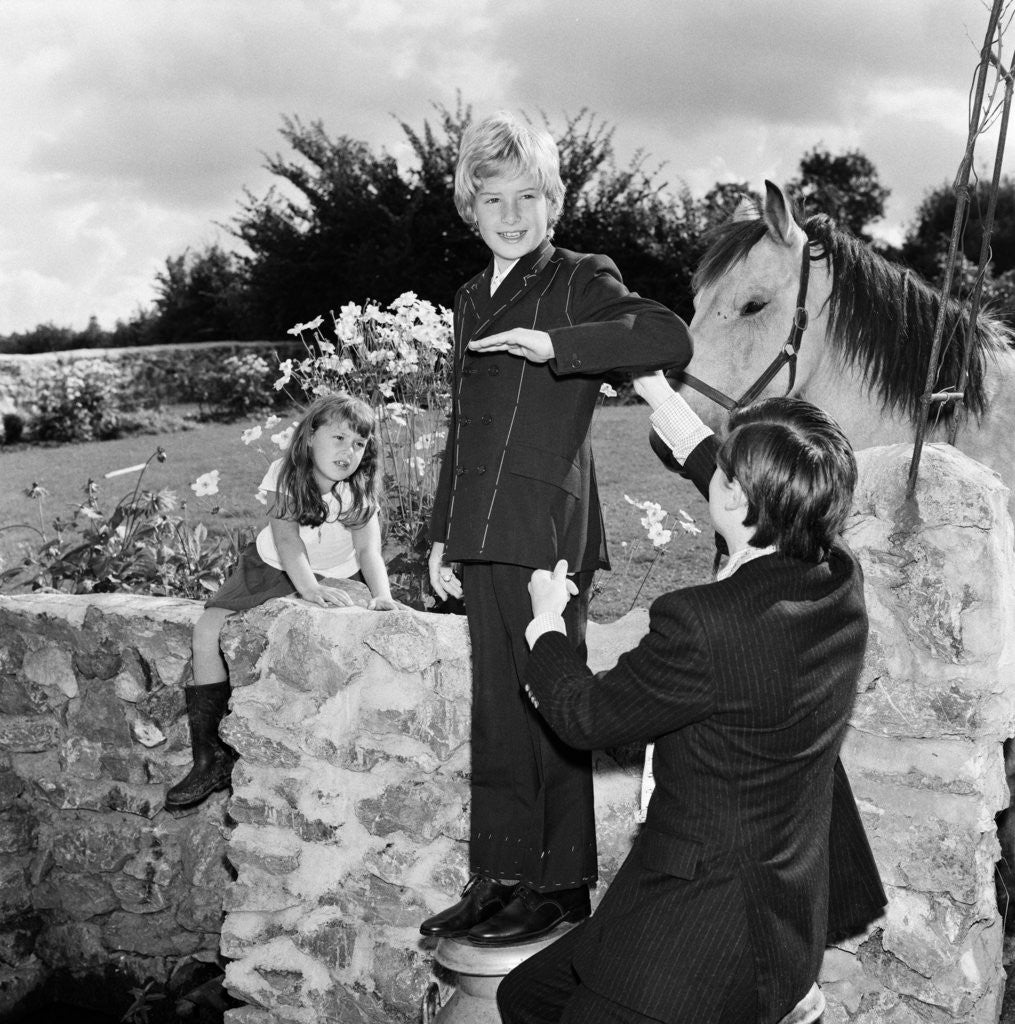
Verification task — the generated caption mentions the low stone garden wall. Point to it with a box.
[0,442,1012,1022]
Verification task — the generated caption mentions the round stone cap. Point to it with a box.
[434,923,577,977]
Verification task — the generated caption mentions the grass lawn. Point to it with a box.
[0,404,716,622]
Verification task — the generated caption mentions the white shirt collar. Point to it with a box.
[716,544,778,581]
[490,259,519,294]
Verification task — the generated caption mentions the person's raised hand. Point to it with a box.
[632,370,674,409]
[468,328,553,363]
[528,559,578,618]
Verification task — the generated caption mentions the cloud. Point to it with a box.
[0,0,1008,333]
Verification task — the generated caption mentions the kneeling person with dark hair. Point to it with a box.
[498,396,878,1024]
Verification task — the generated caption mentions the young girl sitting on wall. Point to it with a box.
[165,392,399,810]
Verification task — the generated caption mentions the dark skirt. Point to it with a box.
[206,542,363,611]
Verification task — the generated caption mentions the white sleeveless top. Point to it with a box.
[254,459,361,578]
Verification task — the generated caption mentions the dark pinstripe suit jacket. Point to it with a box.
[429,239,691,571]
[525,542,868,1024]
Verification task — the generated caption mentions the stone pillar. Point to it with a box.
[822,443,1015,1022]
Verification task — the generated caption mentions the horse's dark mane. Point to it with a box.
[693,212,1013,423]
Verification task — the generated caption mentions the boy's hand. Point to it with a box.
[429,542,463,601]
[468,328,553,363]
[368,596,401,612]
[299,582,355,608]
[528,559,578,618]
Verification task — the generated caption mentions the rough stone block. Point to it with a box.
[109,872,174,915]
[32,870,118,920]
[47,815,141,872]
[228,824,302,876]
[292,909,356,971]
[0,771,20,815]
[102,909,203,956]
[0,714,58,753]
[175,886,225,933]
[22,644,77,699]
[67,684,132,746]
[136,685,186,730]
[0,808,36,855]
[33,777,163,818]
[71,634,123,681]
[0,913,42,967]
[59,735,103,780]
[0,861,31,917]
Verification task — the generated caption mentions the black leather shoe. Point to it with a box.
[419,876,519,937]
[466,884,590,945]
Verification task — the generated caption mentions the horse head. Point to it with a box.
[668,180,1013,457]
[676,181,821,432]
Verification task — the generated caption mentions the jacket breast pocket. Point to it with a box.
[505,442,582,499]
[637,828,703,880]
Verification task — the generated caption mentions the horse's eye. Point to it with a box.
[740,299,767,316]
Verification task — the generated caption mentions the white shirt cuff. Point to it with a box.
[649,393,714,463]
[525,613,567,650]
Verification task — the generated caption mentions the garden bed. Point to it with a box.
[0,404,713,621]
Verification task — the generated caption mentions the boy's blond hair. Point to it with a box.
[454,112,565,234]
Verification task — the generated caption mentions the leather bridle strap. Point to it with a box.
[677,238,811,412]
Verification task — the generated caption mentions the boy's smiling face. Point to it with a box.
[473,170,549,270]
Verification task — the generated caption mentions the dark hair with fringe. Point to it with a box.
[272,393,380,529]
[715,397,857,562]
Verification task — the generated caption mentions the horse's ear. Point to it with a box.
[763,180,802,247]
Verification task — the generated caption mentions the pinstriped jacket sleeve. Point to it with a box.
[524,594,714,750]
[546,254,692,377]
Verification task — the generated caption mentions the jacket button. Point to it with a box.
[481,414,493,425]
[488,366,500,376]
[570,357,582,369]
[463,367,474,376]
[476,465,486,474]
[461,416,471,426]
[456,466,467,476]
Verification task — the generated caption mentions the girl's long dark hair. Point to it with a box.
[273,393,380,529]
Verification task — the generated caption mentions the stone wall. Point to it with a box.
[0,441,1012,1023]
[823,443,1015,1022]
[0,593,230,1017]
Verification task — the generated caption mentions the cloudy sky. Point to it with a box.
[1,0,1010,335]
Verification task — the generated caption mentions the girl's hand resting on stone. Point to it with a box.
[300,582,356,607]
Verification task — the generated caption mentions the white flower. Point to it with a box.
[271,425,296,450]
[599,383,618,398]
[263,415,281,429]
[287,315,324,336]
[647,522,672,548]
[191,470,220,497]
[677,509,702,535]
[241,425,263,445]
[274,359,294,391]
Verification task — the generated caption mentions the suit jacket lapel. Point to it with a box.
[469,239,556,342]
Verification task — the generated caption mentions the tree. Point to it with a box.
[902,175,1015,284]
[788,147,889,237]
[228,105,704,331]
[148,244,253,344]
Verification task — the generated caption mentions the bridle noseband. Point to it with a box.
[677,238,812,412]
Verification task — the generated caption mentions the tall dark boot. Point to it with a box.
[165,682,235,809]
